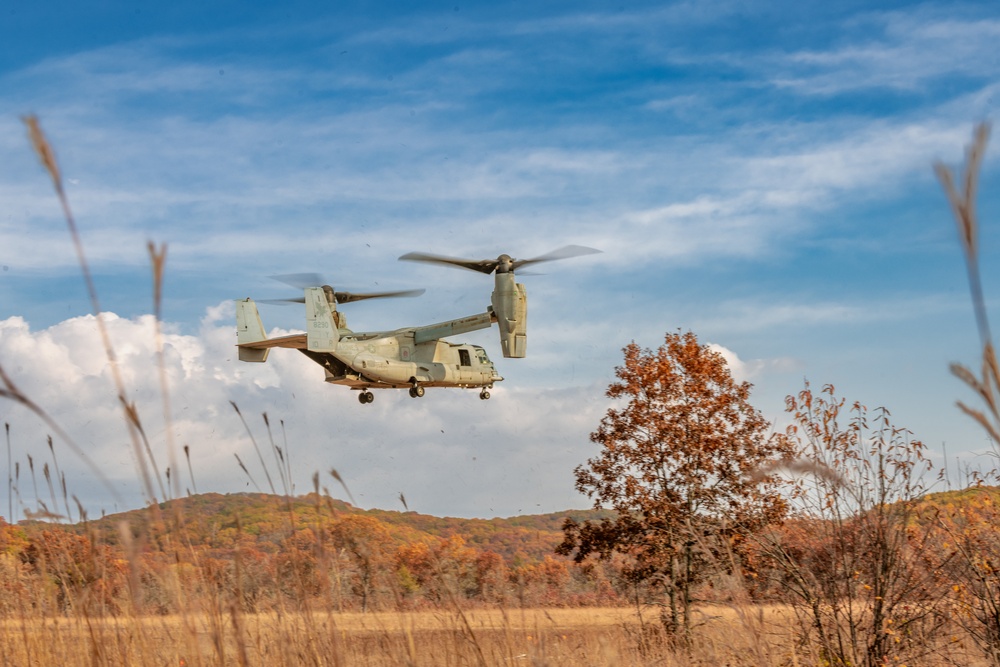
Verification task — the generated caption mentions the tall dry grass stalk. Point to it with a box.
[22,116,160,506]
[937,122,1000,666]
[937,123,1000,454]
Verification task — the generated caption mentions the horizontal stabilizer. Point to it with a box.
[239,334,307,350]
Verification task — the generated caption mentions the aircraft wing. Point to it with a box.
[238,333,307,349]
[411,311,496,344]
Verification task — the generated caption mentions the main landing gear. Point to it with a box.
[358,390,374,404]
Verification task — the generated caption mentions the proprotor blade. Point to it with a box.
[258,297,306,305]
[266,273,424,304]
[335,288,426,304]
[398,252,499,274]
[510,245,602,271]
[399,245,601,275]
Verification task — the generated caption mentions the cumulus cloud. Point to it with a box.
[707,343,801,384]
[0,304,607,520]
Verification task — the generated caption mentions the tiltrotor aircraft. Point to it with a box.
[235,246,599,404]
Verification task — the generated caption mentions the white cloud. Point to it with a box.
[707,342,802,383]
[761,12,1000,95]
[0,304,607,520]
[0,14,989,284]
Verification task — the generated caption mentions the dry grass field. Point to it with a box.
[0,605,798,666]
[0,606,989,667]
[2,602,997,666]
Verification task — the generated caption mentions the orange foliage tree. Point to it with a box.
[328,514,393,612]
[20,529,126,614]
[558,331,792,637]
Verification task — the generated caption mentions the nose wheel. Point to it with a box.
[358,390,374,404]
[408,384,425,398]
[479,389,490,400]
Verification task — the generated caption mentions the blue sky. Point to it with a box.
[1,0,999,520]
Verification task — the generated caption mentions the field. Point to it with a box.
[0,605,803,666]
[2,603,996,666]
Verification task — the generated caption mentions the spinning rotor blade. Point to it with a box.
[335,289,425,303]
[264,274,424,304]
[258,297,305,305]
[399,245,601,274]
[398,252,499,275]
[510,245,602,272]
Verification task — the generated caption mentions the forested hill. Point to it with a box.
[57,492,613,563]
[31,486,1000,572]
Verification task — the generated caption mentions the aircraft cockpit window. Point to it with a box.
[459,349,471,366]
[476,348,489,364]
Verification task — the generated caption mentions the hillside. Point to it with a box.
[38,486,1000,565]
[53,492,614,564]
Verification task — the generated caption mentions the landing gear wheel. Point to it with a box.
[409,385,425,398]
[480,390,490,400]
[358,391,374,404]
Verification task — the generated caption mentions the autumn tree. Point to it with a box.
[21,529,127,614]
[758,383,944,667]
[558,330,792,637]
[328,514,393,612]
[395,535,480,604]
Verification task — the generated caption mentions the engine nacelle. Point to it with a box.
[491,272,527,358]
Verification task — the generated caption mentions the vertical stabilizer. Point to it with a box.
[305,286,340,352]
[236,298,269,362]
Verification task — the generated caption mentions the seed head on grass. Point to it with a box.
[23,504,64,521]
[5,422,11,521]
[231,401,276,494]
[748,458,846,488]
[263,412,290,495]
[234,453,261,493]
[183,444,197,494]
[23,115,63,196]
[330,468,356,505]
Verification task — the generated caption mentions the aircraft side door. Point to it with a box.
[456,347,476,383]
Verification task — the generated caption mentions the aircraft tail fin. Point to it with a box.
[236,298,270,362]
[305,286,340,352]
